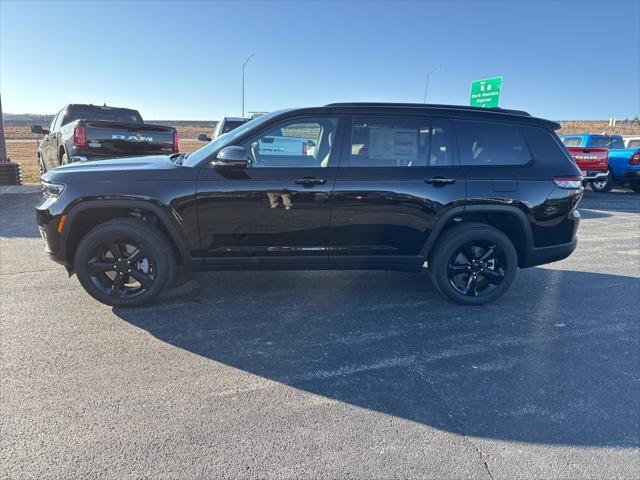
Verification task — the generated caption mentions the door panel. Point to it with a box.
[195,115,342,261]
[196,167,336,259]
[330,116,466,259]
[330,166,466,257]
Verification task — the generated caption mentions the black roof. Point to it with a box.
[321,102,559,130]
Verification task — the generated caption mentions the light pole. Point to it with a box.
[242,53,255,118]
[423,64,442,104]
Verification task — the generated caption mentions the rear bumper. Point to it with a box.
[624,170,640,183]
[522,238,578,268]
[582,171,608,181]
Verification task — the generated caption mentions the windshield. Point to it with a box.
[183,110,289,166]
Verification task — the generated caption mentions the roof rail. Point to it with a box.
[324,102,531,117]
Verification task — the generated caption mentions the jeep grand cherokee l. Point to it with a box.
[36,103,583,307]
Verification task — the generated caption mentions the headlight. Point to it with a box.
[42,182,65,198]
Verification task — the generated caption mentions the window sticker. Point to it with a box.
[368,127,418,160]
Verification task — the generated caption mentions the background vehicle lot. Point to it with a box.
[1,190,639,478]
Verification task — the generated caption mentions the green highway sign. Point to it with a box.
[470,76,503,108]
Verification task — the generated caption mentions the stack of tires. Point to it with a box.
[0,161,23,186]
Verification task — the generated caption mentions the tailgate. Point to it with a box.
[84,121,176,156]
[566,147,608,171]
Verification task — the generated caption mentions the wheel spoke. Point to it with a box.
[128,269,153,289]
[482,268,504,285]
[479,246,496,262]
[126,247,146,264]
[448,264,470,276]
[465,275,478,296]
[110,274,125,298]
[87,260,115,274]
[462,244,477,261]
[106,242,123,260]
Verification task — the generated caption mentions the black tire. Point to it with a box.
[429,223,518,305]
[74,218,175,307]
[629,183,640,193]
[590,170,613,193]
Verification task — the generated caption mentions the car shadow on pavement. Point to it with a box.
[114,267,640,449]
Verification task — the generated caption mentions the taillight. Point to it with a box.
[173,131,180,152]
[630,152,640,165]
[73,125,86,147]
[553,176,583,189]
[302,142,308,156]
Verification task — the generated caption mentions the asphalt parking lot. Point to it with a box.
[1,188,639,479]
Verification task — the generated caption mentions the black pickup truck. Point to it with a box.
[31,104,179,173]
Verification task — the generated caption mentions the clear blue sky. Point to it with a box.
[1,0,639,120]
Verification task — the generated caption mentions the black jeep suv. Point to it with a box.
[36,103,583,307]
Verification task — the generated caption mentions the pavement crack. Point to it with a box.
[465,437,496,480]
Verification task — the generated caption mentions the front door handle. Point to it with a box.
[424,176,456,186]
[294,177,327,187]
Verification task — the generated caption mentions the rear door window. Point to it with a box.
[455,120,531,166]
[346,116,453,167]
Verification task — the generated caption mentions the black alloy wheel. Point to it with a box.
[446,241,506,298]
[429,223,518,305]
[74,218,175,307]
[87,240,156,300]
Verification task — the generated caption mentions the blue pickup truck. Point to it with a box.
[560,134,640,192]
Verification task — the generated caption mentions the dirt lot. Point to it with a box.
[6,139,205,184]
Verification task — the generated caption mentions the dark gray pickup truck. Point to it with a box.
[31,104,179,173]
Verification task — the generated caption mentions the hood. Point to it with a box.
[42,154,195,183]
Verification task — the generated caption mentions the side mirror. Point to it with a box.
[31,125,47,134]
[198,133,212,142]
[212,146,249,168]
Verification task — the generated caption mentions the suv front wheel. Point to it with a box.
[74,218,175,307]
[429,223,518,305]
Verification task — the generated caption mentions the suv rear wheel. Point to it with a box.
[429,223,518,305]
[74,218,175,307]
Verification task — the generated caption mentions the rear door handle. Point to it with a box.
[424,176,456,186]
[294,177,327,186]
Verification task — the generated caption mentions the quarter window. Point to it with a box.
[242,117,337,168]
[347,116,453,167]
[456,120,531,166]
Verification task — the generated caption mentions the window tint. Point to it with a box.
[586,136,613,148]
[222,120,246,133]
[524,127,574,165]
[347,116,452,167]
[561,136,583,147]
[62,107,143,126]
[611,137,625,149]
[456,120,531,166]
[243,117,337,168]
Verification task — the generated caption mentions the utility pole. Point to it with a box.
[242,53,255,118]
[423,65,442,104]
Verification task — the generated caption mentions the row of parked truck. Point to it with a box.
[560,134,640,192]
[31,103,640,193]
